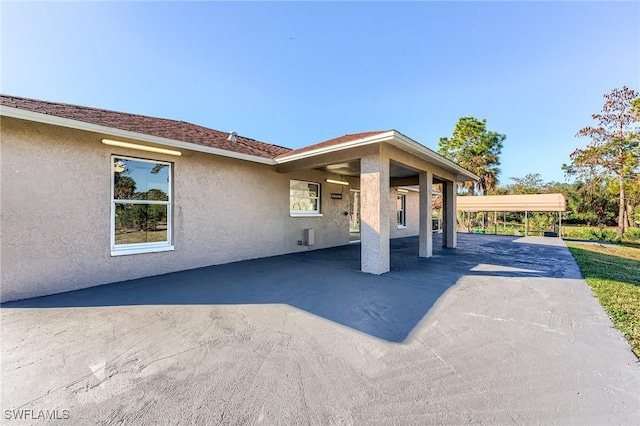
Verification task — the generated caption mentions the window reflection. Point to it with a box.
[113,159,169,201]
[114,204,168,244]
[112,157,171,249]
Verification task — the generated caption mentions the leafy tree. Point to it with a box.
[114,174,136,200]
[633,97,640,116]
[541,181,572,196]
[438,116,505,195]
[564,86,640,237]
[507,173,545,194]
[567,177,617,227]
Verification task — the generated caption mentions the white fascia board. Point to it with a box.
[275,131,396,163]
[1,106,276,165]
[389,131,480,182]
[275,129,479,182]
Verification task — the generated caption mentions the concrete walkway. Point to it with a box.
[2,234,638,424]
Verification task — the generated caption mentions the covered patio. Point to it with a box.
[276,130,479,274]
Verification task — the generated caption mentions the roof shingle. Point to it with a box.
[0,95,292,159]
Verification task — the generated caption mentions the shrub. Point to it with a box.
[623,227,640,241]
[563,226,621,243]
[599,229,622,244]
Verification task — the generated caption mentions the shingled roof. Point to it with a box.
[276,131,389,159]
[0,95,292,159]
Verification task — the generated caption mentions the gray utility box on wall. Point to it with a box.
[304,228,315,246]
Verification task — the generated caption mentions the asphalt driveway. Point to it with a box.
[2,234,638,424]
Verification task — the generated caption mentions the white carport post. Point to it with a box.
[443,180,457,248]
[360,152,390,274]
[419,170,433,258]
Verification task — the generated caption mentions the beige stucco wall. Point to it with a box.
[0,118,353,301]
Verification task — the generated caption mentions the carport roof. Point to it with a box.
[457,194,567,212]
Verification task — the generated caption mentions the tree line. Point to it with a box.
[438,86,640,239]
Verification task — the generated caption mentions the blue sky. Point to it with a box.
[2,1,638,184]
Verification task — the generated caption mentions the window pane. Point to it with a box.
[114,158,169,201]
[289,180,308,192]
[307,183,318,197]
[290,197,318,211]
[114,203,168,245]
[289,180,320,213]
[290,189,313,198]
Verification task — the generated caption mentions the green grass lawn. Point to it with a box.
[115,230,167,244]
[567,242,640,359]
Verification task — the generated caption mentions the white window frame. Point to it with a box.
[110,155,174,256]
[289,179,322,217]
[397,194,406,229]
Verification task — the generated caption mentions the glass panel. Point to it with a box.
[289,180,308,192]
[349,190,360,233]
[290,189,313,198]
[397,195,405,225]
[114,158,169,201]
[307,183,318,197]
[289,180,320,213]
[290,197,318,212]
[114,203,168,245]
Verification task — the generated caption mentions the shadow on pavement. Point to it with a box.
[1,234,577,343]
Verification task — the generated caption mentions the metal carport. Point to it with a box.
[456,193,567,236]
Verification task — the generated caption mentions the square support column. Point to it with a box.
[419,170,433,258]
[360,153,390,274]
[442,180,457,248]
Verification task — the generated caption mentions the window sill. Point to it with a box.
[397,225,407,230]
[290,213,323,218]
[111,244,174,256]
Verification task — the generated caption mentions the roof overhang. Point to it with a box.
[0,105,276,165]
[457,194,567,212]
[276,130,479,182]
[2,106,479,181]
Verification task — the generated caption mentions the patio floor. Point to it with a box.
[2,234,638,424]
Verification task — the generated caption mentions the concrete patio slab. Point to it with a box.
[1,234,638,424]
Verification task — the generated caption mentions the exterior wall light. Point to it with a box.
[326,179,349,186]
[101,139,182,156]
[397,188,409,193]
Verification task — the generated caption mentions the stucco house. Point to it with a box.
[0,95,478,302]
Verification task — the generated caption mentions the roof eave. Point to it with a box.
[0,105,277,165]
[275,129,479,181]
[275,131,396,163]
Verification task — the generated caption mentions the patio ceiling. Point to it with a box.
[321,160,447,185]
